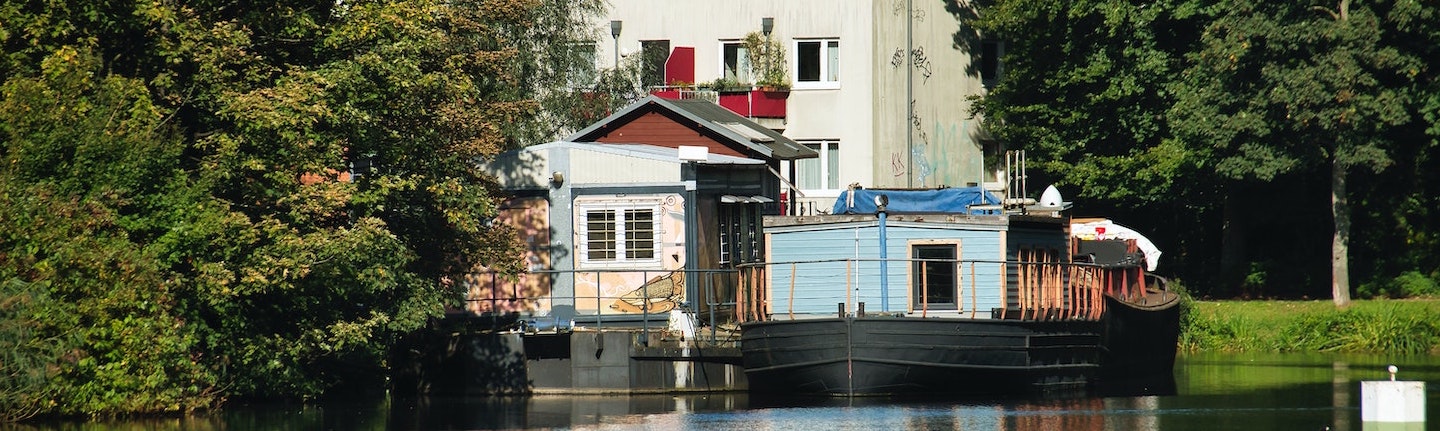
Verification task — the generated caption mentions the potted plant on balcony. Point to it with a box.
[707,76,751,93]
[743,31,789,92]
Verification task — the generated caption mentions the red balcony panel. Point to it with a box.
[665,47,695,86]
[651,88,788,119]
[651,89,682,100]
[750,90,788,118]
[717,91,752,116]
[716,89,788,118]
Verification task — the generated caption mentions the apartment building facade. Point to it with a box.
[593,0,998,213]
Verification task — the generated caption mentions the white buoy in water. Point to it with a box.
[1361,365,1425,429]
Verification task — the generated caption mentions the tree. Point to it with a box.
[971,0,1205,202]
[0,46,216,416]
[1,0,603,417]
[1169,0,1422,306]
[969,0,1217,284]
[972,0,1439,301]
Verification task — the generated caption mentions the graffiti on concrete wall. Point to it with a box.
[892,0,926,21]
[889,46,934,84]
[887,2,976,188]
[911,46,934,83]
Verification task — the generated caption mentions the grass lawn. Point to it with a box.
[1182,298,1440,354]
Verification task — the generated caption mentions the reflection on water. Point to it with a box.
[14,353,1440,431]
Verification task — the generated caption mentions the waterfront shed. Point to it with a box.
[474,97,816,326]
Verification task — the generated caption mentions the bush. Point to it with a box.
[0,279,57,422]
[1358,271,1440,299]
[1394,271,1440,297]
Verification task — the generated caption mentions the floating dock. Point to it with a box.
[392,314,746,396]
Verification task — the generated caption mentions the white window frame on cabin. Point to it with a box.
[576,197,665,269]
[793,38,840,90]
[908,239,963,312]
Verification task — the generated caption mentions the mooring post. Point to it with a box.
[1361,365,1426,429]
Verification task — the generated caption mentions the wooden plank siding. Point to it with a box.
[592,112,748,158]
[763,221,1007,317]
[1004,223,1074,317]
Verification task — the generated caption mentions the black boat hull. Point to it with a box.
[740,317,1103,396]
[1100,289,1182,380]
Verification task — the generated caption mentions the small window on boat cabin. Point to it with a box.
[577,198,664,268]
[910,241,959,310]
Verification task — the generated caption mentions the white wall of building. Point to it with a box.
[596,1,988,210]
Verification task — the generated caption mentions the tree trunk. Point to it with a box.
[1331,158,1352,307]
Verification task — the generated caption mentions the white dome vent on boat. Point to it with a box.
[1039,185,1064,207]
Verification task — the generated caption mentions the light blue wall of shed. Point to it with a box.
[765,221,1007,315]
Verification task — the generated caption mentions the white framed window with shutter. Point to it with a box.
[576,197,665,268]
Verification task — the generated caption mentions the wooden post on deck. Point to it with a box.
[754,268,766,322]
[845,260,853,317]
[970,263,978,319]
[921,263,929,318]
[788,263,796,320]
[735,268,745,323]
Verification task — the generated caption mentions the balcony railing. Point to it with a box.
[648,86,717,102]
[650,86,788,119]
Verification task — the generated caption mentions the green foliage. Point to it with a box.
[970,0,1201,204]
[1171,0,1417,180]
[1358,271,1440,299]
[0,45,216,417]
[1,0,591,420]
[0,279,57,422]
[1181,300,1440,354]
[707,76,751,92]
[1280,307,1439,354]
[742,31,787,89]
[537,48,651,139]
[972,0,1440,299]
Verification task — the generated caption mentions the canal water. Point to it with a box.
[17,353,1440,430]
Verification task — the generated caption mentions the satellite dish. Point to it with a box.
[1039,185,1063,207]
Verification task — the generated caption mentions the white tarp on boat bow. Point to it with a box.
[1071,219,1162,271]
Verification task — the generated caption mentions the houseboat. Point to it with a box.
[737,185,1180,396]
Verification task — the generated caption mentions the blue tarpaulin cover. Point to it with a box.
[832,187,1001,215]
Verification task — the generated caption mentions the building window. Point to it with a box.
[640,40,670,89]
[721,41,751,83]
[564,42,598,89]
[579,202,661,266]
[981,39,1004,89]
[796,140,840,191]
[911,243,959,310]
[795,39,839,89]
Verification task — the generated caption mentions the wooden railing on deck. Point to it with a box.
[735,258,1147,323]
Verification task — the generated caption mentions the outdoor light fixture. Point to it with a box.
[610,20,623,66]
[762,17,775,84]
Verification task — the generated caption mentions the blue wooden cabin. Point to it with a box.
[754,187,1073,320]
